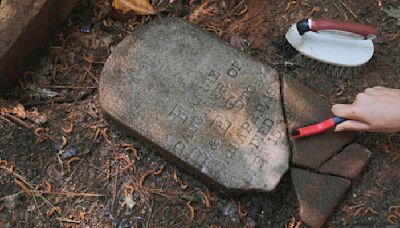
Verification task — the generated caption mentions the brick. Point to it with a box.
[0,0,79,94]
[291,168,350,228]
[282,75,354,169]
[319,143,371,179]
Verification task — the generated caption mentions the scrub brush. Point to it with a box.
[279,19,379,79]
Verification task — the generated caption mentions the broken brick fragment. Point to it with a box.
[291,168,350,228]
[319,143,372,179]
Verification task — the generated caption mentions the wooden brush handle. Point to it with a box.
[311,19,379,38]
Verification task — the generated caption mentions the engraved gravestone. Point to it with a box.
[100,18,290,192]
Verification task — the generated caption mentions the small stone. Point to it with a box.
[54,140,64,151]
[80,23,92,33]
[0,0,79,94]
[222,202,240,222]
[124,194,136,209]
[0,192,24,210]
[291,168,350,228]
[61,148,77,159]
[319,143,372,179]
[247,201,263,223]
[47,163,63,184]
[229,35,249,51]
[243,217,257,228]
[100,18,290,192]
[282,75,354,169]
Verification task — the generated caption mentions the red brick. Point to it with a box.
[282,75,354,169]
[319,143,371,179]
[0,0,79,94]
[291,168,350,228]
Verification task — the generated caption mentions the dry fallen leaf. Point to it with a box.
[34,127,48,143]
[199,191,211,208]
[44,180,52,192]
[66,157,81,171]
[47,206,61,217]
[61,136,68,149]
[12,104,26,119]
[61,123,74,134]
[112,0,157,15]
[26,108,47,124]
[187,201,195,220]
[14,179,32,196]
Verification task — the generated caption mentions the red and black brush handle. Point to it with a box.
[291,116,347,140]
[296,19,379,38]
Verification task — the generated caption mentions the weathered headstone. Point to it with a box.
[100,18,290,192]
[0,0,79,94]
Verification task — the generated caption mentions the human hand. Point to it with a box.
[332,86,400,133]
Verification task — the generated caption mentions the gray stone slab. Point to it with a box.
[282,75,354,169]
[0,0,79,94]
[100,18,290,192]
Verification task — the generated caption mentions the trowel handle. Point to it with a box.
[291,116,347,140]
[296,19,379,38]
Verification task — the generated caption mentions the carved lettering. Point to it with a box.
[189,115,204,132]
[258,118,274,136]
[226,96,245,113]
[237,121,253,142]
[249,134,263,149]
[225,83,257,114]
[210,138,222,150]
[226,146,239,160]
[254,156,265,169]
[227,68,239,78]
[174,140,187,154]
[169,104,189,124]
[210,82,229,101]
[211,115,232,135]
[188,93,203,109]
[189,147,210,164]
[199,69,221,93]
[227,60,242,78]
[240,84,256,101]
[163,60,286,187]
[248,117,275,148]
[180,114,205,148]
[267,130,283,145]
[249,103,269,125]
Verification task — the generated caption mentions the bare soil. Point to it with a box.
[1,0,400,227]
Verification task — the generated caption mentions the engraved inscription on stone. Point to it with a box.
[100,18,290,192]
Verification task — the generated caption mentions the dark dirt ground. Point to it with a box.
[1,0,400,227]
